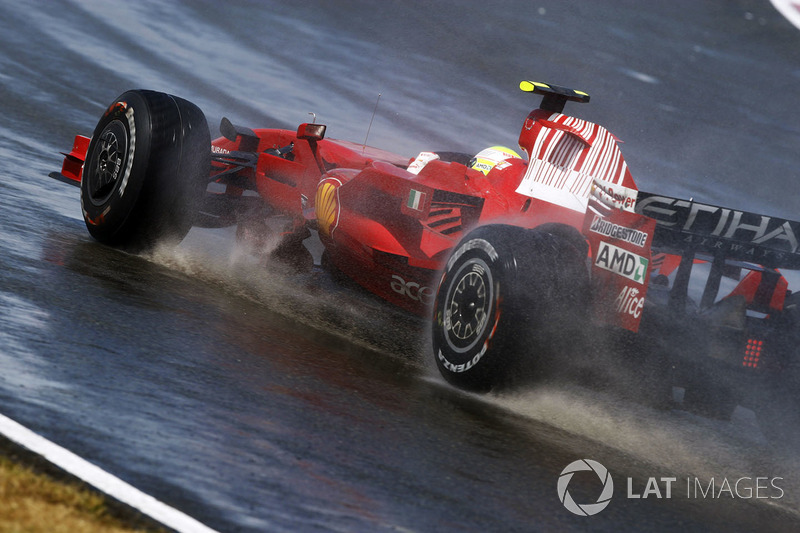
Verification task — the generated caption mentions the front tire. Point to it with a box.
[81,90,211,251]
[432,225,589,392]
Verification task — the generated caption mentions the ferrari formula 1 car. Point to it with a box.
[50,81,800,436]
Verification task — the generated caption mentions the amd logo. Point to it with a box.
[594,242,649,285]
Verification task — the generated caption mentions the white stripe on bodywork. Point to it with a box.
[516,113,627,212]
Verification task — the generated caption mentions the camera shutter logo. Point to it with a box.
[558,459,614,516]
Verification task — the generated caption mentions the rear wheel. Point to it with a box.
[432,225,589,392]
[81,90,211,251]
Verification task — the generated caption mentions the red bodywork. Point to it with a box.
[52,84,800,420]
[55,89,650,326]
[208,106,640,316]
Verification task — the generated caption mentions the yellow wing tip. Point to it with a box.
[519,81,591,106]
[520,81,549,92]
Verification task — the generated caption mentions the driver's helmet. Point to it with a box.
[468,146,522,175]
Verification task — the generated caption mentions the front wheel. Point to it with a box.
[432,225,589,392]
[81,90,211,251]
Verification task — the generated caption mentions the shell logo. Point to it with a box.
[315,177,341,237]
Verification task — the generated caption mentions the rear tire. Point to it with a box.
[432,225,589,392]
[81,90,211,251]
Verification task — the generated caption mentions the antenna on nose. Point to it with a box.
[363,93,382,153]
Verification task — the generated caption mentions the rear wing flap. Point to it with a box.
[634,192,800,270]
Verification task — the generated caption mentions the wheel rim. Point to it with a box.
[443,257,494,353]
[87,119,128,205]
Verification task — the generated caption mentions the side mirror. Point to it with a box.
[219,117,259,151]
[220,117,238,142]
[297,123,326,141]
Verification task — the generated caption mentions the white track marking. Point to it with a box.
[770,0,800,30]
[0,412,218,533]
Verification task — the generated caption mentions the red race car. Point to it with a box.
[51,82,800,434]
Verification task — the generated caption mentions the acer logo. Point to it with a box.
[390,274,433,304]
[614,286,645,319]
[636,194,800,254]
[595,242,649,284]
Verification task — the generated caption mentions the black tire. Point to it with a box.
[81,90,211,251]
[432,225,590,392]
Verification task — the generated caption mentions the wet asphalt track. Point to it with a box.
[2,0,800,531]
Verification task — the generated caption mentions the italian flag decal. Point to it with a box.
[407,189,426,211]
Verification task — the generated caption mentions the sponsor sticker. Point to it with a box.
[613,285,645,319]
[406,151,439,175]
[583,209,655,333]
[390,274,433,304]
[315,178,342,237]
[594,241,649,284]
[635,193,800,257]
[589,215,648,247]
[589,178,639,213]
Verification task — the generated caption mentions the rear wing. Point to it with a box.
[519,81,590,113]
[634,192,800,270]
